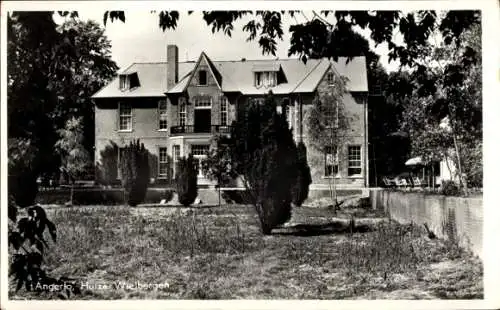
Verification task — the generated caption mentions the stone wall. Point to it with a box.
[370,189,483,259]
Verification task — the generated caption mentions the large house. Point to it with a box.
[92,45,369,188]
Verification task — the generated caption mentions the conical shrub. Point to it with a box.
[119,139,150,206]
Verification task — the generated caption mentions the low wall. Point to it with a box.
[370,189,483,259]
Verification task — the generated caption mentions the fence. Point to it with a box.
[370,189,483,259]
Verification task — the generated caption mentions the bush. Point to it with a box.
[95,142,119,186]
[9,171,39,208]
[36,188,174,205]
[232,93,299,234]
[119,140,150,206]
[292,142,312,207]
[176,153,198,206]
[440,180,460,196]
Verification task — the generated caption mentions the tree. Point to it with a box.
[292,142,312,207]
[95,141,119,187]
[56,117,91,191]
[229,92,299,234]
[7,12,118,186]
[399,23,482,193]
[54,117,91,205]
[307,74,352,209]
[202,136,238,206]
[119,140,150,206]
[103,10,479,82]
[176,154,198,207]
[8,138,40,207]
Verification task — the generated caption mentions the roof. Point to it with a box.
[92,55,367,99]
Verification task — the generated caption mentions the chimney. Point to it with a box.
[167,45,179,90]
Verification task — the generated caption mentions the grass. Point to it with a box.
[9,204,483,299]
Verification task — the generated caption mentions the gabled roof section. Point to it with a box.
[251,63,281,72]
[179,52,222,92]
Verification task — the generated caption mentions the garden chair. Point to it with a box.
[395,177,409,189]
[382,177,396,188]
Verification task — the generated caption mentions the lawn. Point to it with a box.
[9,204,483,299]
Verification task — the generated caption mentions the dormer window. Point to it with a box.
[118,72,140,91]
[254,71,277,88]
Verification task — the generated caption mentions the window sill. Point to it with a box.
[118,129,133,133]
[158,129,169,132]
[322,176,341,179]
[347,175,363,179]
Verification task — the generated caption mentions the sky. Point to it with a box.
[55,10,404,72]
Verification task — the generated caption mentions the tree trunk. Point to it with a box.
[70,183,74,205]
[452,133,467,196]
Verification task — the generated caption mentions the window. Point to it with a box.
[119,75,128,90]
[159,147,168,178]
[179,100,186,127]
[255,71,277,87]
[172,145,180,179]
[325,101,339,128]
[348,145,362,176]
[195,96,212,108]
[198,70,207,85]
[191,144,209,156]
[119,103,132,131]
[158,100,168,130]
[325,146,339,177]
[220,96,228,126]
[327,72,335,85]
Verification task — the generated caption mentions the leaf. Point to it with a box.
[46,220,57,243]
[103,11,109,26]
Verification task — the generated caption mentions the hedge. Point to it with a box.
[36,188,174,205]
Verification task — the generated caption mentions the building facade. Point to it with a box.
[92,45,369,188]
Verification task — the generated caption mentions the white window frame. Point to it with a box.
[348,145,362,177]
[220,96,229,126]
[325,146,340,177]
[191,144,210,178]
[195,96,212,109]
[158,147,168,179]
[179,99,186,127]
[118,102,132,131]
[158,100,168,131]
[172,145,180,179]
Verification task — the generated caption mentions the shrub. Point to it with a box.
[8,196,80,297]
[292,142,312,207]
[95,141,119,186]
[176,153,198,206]
[9,171,39,208]
[440,180,460,196]
[119,140,150,206]
[231,92,299,234]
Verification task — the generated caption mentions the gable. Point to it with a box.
[187,54,222,89]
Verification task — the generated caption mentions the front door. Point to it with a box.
[194,109,211,133]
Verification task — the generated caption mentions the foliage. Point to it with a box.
[8,196,80,298]
[440,180,460,196]
[8,138,40,207]
[292,142,312,207]
[230,92,298,234]
[95,141,119,186]
[7,12,118,182]
[119,140,150,206]
[55,117,91,184]
[202,136,238,205]
[306,72,351,206]
[104,10,479,74]
[176,154,198,207]
[398,23,482,190]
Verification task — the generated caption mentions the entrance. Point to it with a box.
[194,109,211,133]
